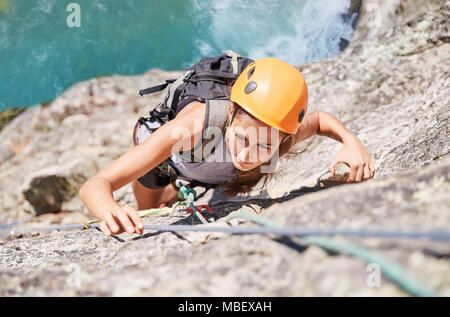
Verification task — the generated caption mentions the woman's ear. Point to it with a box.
[228,102,242,127]
[228,102,234,120]
[228,102,238,126]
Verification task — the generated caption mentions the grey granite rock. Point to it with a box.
[0,0,448,296]
[21,159,98,215]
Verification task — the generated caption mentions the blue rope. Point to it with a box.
[2,213,444,297]
[5,222,450,241]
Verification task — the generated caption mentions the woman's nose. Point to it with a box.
[237,149,248,162]
[237,144,258,163]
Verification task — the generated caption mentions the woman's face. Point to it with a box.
[225,104,284,171]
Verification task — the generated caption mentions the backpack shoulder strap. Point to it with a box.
[140,69,195,123]
[174,99,230,163]
[164,69,195,116]
[202,99,230,148]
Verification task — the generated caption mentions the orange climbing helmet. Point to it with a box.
[230,57,308,135]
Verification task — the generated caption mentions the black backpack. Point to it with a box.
[139,49,254,125]
[137,50,254,190]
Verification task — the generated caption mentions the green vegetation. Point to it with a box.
[349,0,362,14]
[0,107,26,132]
[0,0,12,15]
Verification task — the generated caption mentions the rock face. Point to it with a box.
[21,159,98,215]
[0,0,449,296]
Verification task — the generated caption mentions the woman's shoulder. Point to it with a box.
[175,99,206,121]
[168,99,207,143]
[175,97,205,115]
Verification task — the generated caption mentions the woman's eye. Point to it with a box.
[235,132,245,140]
[235,132,272,150]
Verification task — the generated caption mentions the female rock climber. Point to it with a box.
[79,57,375,237]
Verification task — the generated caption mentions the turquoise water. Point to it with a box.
[0,0,356,111]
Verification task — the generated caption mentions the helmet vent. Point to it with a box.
[247,67,255,80]
[244,81,257,94]
[298,109,305,123]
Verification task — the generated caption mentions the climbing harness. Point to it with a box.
[175,183,213,224]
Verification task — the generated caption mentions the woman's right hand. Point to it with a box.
[99,205,144,236]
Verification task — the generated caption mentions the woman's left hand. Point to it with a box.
[328,135,376,183]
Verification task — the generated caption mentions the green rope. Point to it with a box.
[222,212,440,297]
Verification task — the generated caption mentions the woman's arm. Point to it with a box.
[316,111,354,143]
[294,111,354,143]
[293,111,320,143]
[294,111,375,182]
[79,102,206,234]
